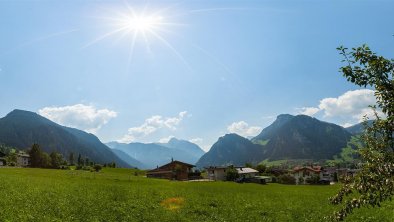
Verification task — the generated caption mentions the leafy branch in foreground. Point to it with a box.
[329,45,394,221]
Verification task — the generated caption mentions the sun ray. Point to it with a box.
[0,29,79,57]
[147,29,192,72]
[83,26,129,48]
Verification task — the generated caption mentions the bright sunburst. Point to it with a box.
[121,15,164,32]
[85,3,188,67]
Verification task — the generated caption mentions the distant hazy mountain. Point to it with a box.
[158,138,205,158]
[107,138,205,169]
[252,114,352,160]
[0,109,130,167]
[196,133,264,168]
[111,149,146,169]
[345,120,374,135]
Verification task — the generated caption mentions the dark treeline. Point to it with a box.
[28,143,115,171]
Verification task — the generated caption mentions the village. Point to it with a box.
[0,149,358,185]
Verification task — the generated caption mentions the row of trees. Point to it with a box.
[28,144,114,171]
[29,144,67,169]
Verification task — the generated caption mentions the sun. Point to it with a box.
[85,3,192,69]
[122,15,164,32]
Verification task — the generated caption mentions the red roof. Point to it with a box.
[147,160,195,173]
[293,166,322,173]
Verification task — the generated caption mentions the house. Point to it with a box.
[206,166,261,182]
[146,160,199,181]
[206,166,228,181]
[0,151,6,166]
[291,166,322,184]
[16,152,30,167]
[337,168,360,178]
[237,167,259,179]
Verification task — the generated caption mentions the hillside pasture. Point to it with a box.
[0,168,392,222]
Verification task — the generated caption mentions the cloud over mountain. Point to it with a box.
[119,111,188,143]
[38,104,117,133]
[227,121,262,138]
[297,89,380,125]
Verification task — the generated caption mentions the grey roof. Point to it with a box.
[236,167,258,174]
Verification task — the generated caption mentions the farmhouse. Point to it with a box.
[291,166,322,184]
[146,160,199,181]
[16,152,30,167]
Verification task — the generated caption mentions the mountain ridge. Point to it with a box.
[0,109,131,167]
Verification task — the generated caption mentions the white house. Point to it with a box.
[206,166,227,181]
[291,166,322,185]
[16,152,30,167]
[206,166,259,181]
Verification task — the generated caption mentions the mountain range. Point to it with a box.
[107,138,205,169]
[197,114,359,168]
[0,109,369,170]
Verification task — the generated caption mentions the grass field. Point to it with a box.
[0,168,393,222]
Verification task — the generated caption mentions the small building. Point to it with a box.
[206,166,228,181]
[337,168,360,178]
[237,167,259,179]
[206,166,261,182]
[291,166,322,185]
[146,160,197,181]
[0,151,6,166]
[16,152,30,167]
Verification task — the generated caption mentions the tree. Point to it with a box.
[93,164,102,172]
[40,152,51,168]
[245,162,253,168]
[77,153,82,166]
[256,164,267,174]
[29,144,43,168]
[50,152,63,169]
[225,166,239,181]
[278,174,296,185]
[68,152,75,166]
[330,45,394,220]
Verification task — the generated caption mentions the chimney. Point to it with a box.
[171,157,174,162]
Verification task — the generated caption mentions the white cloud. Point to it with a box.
[189,138,203,144]
[341,123,354,128]
[38,104,117,133]
[119,111,188,143]
[158,135,175,143]
[318,89,376,121]
[296,89,381,125]
[297,107,320,116]
[227,121,262,137]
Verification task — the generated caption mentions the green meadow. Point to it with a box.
[0,168,392,222]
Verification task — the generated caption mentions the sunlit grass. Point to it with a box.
[0,168,392,221]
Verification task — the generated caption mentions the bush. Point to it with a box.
[225,166,239,181]
[93,164,102,172]
[278,174,296,185]
[305,175,320,185]
[59,165,71,170]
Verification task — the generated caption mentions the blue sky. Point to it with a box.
[0,0,393,151]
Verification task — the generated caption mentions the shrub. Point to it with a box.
[305,175,320,185]
[225,166,239,181]
[278,174,296,185]
[93,164,102,172]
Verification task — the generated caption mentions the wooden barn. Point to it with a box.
[146,160,199,181]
